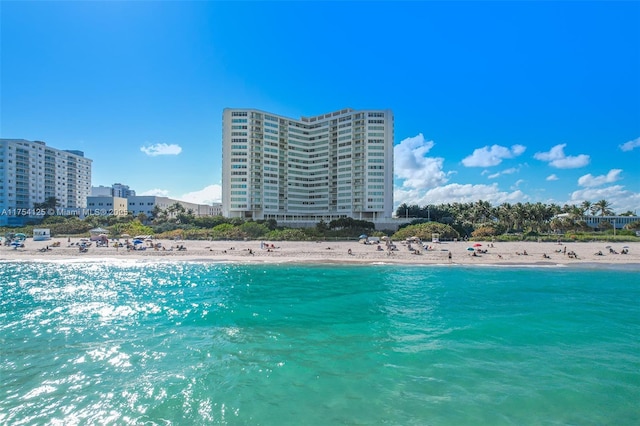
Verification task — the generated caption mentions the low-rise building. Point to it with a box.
[583,215,640,230]
[127,196,221,219]
[86,196,129,216]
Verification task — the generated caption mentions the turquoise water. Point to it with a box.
[1,261,639,425]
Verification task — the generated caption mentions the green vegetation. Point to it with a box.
[396,199,640,242]
[1,209,380,242]
[392,222,459,241]
[2,198,638,242]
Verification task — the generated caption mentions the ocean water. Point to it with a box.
[1,261,638,425]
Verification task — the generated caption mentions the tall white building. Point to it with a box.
[222,108,394,223]
[0,139,92,225]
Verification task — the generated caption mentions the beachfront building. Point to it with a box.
[86,196,129,217]
[0,138,92,226]
[127,196,222,219]
[583,215,640,231]
[222,108,394,226]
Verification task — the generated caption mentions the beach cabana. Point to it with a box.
[33,228,51,241]
[89,227,109,241]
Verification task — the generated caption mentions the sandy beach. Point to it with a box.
[2,237,639,267]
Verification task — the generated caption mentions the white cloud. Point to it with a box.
[619,137,640,152]
[546,174,559,181]
[534,144,590,168]
[394,183,526,208]
[462,144,526,167]
[140,143,183,157]
[394,134,448,189]
[568,185,640,214]
[178,184,222,204]
[577,169,623,187]
[140,188,170,197]
[487,167,518,179]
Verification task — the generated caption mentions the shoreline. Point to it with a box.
[2,238,639,270]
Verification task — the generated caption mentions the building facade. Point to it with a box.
[91,185,113,197]
[86,196,129,216]
[112,183,136,198]
[583,215,640,230]
[126,196,222,219]
[222,108,394,223]
[91,183,136,198]
[0,139,92,225]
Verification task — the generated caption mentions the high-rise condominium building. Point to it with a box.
[0,139,92,225]
[222,108,393,223]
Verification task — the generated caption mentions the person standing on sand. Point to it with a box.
[448,251,452,262]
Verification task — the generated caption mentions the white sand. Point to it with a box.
[2,238,639,268]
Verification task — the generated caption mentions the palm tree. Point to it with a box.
[151,205,168,223]
[496,203,515,233]
[528,202,553,233]
[592,199,614,216]
[580,200,592,216]
[472,200,493,226]
[513,202,527,232]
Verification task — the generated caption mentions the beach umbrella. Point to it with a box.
[121,233,131,238]
[467,247,475,251]
[359,234,367,239]
[473,243,482,247]
[133,239,143,245]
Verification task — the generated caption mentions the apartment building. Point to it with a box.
[0,139,92,226]
[222,108,394,223]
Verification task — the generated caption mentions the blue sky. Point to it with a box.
[2,1,639,213]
